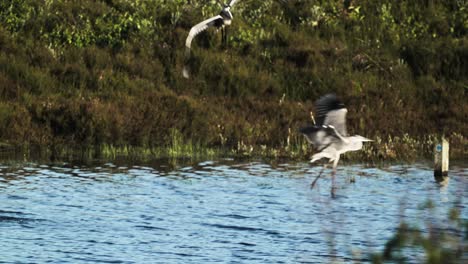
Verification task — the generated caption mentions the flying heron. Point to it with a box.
[300,94,372,195]
[183,0,240,78]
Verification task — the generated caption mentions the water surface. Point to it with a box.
[0,159,466,263]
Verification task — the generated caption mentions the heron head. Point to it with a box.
[220,9,233,21]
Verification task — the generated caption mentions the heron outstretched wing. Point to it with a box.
[185,15,224,55]
[184,15,224,78]
[315,94,348,136]
[324,108,348,136]
[184,1,240,78]
[299,125,341,151]
[228,0,240,7]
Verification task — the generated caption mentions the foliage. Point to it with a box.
[0,0,466,158]
[372,204,467,264]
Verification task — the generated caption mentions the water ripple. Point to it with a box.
[0,160,465,263]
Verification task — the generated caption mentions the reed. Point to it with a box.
[7,131,462,163]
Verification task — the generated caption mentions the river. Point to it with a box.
[0,159,466,263]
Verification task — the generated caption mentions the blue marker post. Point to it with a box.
[434,138,449,179]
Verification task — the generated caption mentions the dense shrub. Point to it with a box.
[0,0,465,156]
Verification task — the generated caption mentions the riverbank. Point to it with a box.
[1,131,465,163]
[0,1,466,160]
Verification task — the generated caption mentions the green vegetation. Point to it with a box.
[372,202,467,264]
[0,0,466,160]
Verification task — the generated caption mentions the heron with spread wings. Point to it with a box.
[183,0,240,78]
[300,94,372,194]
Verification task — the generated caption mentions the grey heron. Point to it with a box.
[300,94,372,195]
[183,0,240,78]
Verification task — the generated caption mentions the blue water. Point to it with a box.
[0,159,466,263]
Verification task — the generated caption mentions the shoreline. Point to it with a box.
[0,132,465,163]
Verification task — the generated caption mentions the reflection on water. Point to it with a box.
[0,159,466,263]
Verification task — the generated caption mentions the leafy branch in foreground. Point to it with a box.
[372,205,467,264]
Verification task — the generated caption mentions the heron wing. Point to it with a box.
[300,126,341,151]
[185,15,223,52]
[184,15,224,78]
[324,108,348,136]
[314,94,348,136]
[228,0,240,7]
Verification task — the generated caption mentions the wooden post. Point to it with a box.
[434,138,449,178]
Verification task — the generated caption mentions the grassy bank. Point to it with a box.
[2,132,464,164]
[0,0,466,160]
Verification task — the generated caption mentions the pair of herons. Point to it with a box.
[184,2,372,194]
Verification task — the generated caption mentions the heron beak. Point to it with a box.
[361,137,373,142]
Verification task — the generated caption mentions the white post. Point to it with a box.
[434,138,449,178]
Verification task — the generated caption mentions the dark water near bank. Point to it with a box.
[0,159,466,263]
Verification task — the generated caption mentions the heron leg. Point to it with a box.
[310,163,327,189]
[330,156,340,197]
[222,27,227,47]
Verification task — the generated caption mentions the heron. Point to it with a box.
[183,0,240,78]
[299,94,372,195]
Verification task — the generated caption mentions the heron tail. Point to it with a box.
[310,152,333,163]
